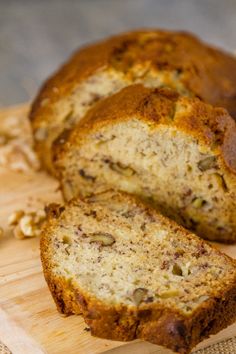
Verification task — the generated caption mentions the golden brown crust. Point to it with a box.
[30,29,236,173]
[40,193,236,354]
[54,84,236,176]
[30,29,236,122]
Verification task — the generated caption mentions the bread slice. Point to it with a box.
[54,85,236,243]
[29,29,236,172]
[41,190,236,354]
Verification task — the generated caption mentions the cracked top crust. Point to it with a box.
[31,29,236,119]
[30,29,236,172]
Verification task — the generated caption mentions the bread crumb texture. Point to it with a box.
[41,191,236,354]
[56,85,236,243]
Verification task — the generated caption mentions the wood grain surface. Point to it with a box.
[0,105,235,354]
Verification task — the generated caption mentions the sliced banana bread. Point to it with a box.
[54,85,236,243]
[30,29,236,172]
[41,191,236,354]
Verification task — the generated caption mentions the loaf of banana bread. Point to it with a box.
[30,29,236,172]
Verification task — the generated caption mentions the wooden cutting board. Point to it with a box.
[0,105,235,354]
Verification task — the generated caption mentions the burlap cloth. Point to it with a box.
[194,337,236,354]
[0,337,235,353]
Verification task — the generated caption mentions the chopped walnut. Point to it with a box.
[110,161,135,177]
[89,232,115,246]
[8,210,25,226]
[8,209,46,239]
[19,215,38,237]
[13,224,26,240]
[197,156,217,171]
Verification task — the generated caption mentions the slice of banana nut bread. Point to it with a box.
[54,85,236,243]
[30,29,236,172]
[41,191,236,354]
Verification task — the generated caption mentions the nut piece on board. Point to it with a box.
[8,209,46,240]
[8,210,25,226]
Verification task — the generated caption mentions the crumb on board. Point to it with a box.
[84,327,90,332]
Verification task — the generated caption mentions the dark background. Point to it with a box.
[1,0,236,106]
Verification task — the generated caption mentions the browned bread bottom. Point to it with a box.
[41,191,236,354]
